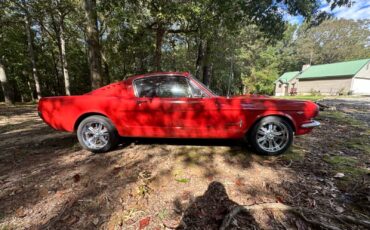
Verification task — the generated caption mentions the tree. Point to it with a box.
[34,0,75,95]
[23,0,42,99]
[141,0,198,71]
[52,0,73,95]
[84,0,103,89]
[0,63,14,105]
[0,0,360,103]
[294,19,370,65]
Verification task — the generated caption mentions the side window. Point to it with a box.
[134,76,193,98]
[189,80,206,98]
[134,77,158,97]
[157,76,191,98]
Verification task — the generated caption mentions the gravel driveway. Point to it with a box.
[318,97,370,126]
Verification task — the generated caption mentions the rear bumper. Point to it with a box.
[301,120,321,128]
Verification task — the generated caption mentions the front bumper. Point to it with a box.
[301,120,321,128]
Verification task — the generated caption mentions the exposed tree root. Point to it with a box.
[220,202,370,230]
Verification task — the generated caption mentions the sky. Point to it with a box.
[284,0,370,24]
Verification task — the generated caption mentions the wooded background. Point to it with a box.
[0,0,369,104]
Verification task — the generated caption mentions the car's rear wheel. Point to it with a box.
[77,115,119,153]
[248,116,293,155]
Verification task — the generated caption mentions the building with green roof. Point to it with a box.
[274,71,300,96]
[275,58,370,96]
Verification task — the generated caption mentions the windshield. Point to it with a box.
[189,74,218,96]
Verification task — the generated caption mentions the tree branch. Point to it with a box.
[167,28,198,34]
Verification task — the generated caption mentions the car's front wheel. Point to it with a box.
[77,115,119,153]
[248,116,294,155]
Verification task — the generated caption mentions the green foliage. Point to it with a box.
[294,19,370,65]
[0,0,364,101]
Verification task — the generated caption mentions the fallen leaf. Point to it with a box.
[334,173,345,178]
[39,187,49,197]
[139,216,150,229]
[112,166,122,175]
[175,178,190,183]
[56,190,65,198]
[206,175,214,181]
[162,220,177,229]
[276,196,284,203]
[93,217,99,225]
[235,178,244,186]
[66,215,79,225]
[181,191,192,200]
[335,206,344,213]
[73,174,81,183]
[15,207,26,218]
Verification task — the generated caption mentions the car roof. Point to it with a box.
[124,71,190,83]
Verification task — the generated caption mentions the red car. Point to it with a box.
[38,72,320,155]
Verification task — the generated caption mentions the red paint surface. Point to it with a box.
[38,72,319,138]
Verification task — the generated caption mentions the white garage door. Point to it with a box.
[352,78,370,95]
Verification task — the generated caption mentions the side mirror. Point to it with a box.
[193,92,205,98]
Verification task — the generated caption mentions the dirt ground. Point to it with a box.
[0,99,369,230]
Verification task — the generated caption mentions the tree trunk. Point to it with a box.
[154,23,165,71]
[27,79,34,101]
[84,0,102,89]
[0,64,14,105]
[25,13,41,99]
[57,19,71,95]
[51,48,62,95]
[208,63,213,87]
[39,18,61,95]
[202,40,211,86]
[195,39,203,79]
[101,51,110,85]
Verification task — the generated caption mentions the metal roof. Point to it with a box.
[275,71,300,83]
[298,59,370,79]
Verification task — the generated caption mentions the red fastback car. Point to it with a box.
[38,72,320,155]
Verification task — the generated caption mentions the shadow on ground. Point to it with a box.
[0,104,369,229]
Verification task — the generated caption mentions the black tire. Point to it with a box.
[77,115,119,153]
[248,116,294,155]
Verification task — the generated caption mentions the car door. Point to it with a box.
[129,75,203,138]
[123,76,173,137]
[172,78,243,138]
[153,75,194,137]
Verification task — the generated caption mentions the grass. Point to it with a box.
[282,145,306,161]
[274,95,325,101]
[319,111,364,126]
[323,155,368,181]
[273,95,364,101]
[318,111,369,154]
[344,136,370,154]
[318,110,370,189]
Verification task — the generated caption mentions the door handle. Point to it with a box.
[136,100,149,105]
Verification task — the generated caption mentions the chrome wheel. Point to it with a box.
[81,122,109,150]
[256,121,289,153]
